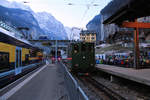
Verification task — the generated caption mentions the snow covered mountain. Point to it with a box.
[0,0,68,40]
[65,27,72,40]
[34,12,68,40]
[0,5,44,39]
[0,0,32,11]
[65,27,81,40]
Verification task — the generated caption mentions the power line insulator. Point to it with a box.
[93,4,99,6]
[68,3,73,5]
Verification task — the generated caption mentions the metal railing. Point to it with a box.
[59,62,89,100]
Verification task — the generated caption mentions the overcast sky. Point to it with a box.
[8,0,111,28]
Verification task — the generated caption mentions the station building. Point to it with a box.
[80,30,96,43]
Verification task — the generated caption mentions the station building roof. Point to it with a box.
[80,30,96,35]
[103,0,150,25]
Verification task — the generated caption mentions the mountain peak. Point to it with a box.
[0,0,68,40]
[0,0,32,11]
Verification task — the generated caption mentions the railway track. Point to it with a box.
[78,75,126,100]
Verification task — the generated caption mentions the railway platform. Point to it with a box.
[0,63,69,100]
[96,64,150,86]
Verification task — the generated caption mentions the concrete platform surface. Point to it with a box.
[7,64,69,100]
[96,64,150,86]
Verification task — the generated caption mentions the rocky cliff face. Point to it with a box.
[100,0,132,41]
[0,5,44,39]
[87,0,150,41]
[100,0,150,41]
[86,14,101,41]
[34,12,68,40]
[0,0,68,40]
[86,13,120,41]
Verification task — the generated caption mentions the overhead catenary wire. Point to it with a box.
[80,0,96,28]
[65,0,98,28]
[65,0,111,29]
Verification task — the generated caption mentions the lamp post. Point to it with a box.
[55,39,58,63]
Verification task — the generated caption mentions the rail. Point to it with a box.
[79,76,126,100]
[59,62,89,100]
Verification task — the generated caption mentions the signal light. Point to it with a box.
[66,58,72,60]
[85,73,89,76]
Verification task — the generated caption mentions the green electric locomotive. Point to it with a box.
[69,42,95,73]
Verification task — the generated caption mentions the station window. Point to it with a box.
[0,52,9,72]
[91,37,95,40]
[92,34,95,36]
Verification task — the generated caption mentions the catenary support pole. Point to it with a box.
[55,40,58,62]
[134,19,140,69]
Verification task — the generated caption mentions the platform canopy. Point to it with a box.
[0,32,41,51]
[103,0,150,25]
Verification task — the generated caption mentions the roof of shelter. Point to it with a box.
[103,0,150,25]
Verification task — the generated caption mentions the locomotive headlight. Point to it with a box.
[74,50,77,53]
[83,56,85,59]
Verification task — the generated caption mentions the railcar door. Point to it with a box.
[15,47,22,75]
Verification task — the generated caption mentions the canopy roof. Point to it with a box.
[103,0,150,25]
[0,31,41,51]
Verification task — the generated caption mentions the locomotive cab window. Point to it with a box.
[81,44,86,52]
[74,44,79,53]
[0,52,9,72]
[88,45,93,52]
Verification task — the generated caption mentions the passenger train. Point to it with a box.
[0,28,44,88]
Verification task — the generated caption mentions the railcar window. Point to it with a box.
[81,44,86,51]
[74,44,79,53]
[19,50,22,66]
[0,52,9,71]
[16,50,19,67]
[29,50,37,57]
[25,54,29,65]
